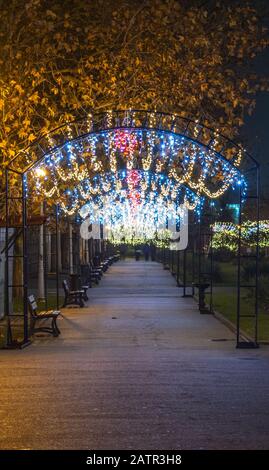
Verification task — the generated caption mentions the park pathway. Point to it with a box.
[0,259,269,449]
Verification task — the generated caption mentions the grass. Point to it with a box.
[206,291,269,342]
[179,257,238,286]
[214,261,237,286]
[209,260,269,342]
[0,319,7,348]
[12,294,64,313]
[181,256,269,342]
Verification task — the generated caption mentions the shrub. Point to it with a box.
[201,259,223,282]
[243,259,269,281]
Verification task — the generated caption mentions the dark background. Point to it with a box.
[243,47,269,198]
[240,0,268,197]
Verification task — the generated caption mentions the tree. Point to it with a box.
[0,0,268,182]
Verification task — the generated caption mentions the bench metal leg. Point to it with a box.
[31,318,60,337]
[62,294,68,308]
[62,294,85,308]
[54,319,61,335]
[52,318,61,336]
[33,325,56,336]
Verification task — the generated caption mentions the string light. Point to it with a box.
[212,221,266,251]
[28,111,246,243]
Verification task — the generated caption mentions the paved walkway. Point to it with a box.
[0,260,269,449]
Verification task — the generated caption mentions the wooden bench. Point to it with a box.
[80,264,99,286]
[89,260,103,279]
[28,295,61,337]
[62,280,85,307]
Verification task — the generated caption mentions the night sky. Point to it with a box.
[242,46,269,197]
[241,0,269,196]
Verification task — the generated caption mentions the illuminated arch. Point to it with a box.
[7,109,253,218]
[4,110,260,349]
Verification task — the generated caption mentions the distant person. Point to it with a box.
[120,244,127,260]
[150,243,156,261]
[135,248,141,261]
[143,244,150,261]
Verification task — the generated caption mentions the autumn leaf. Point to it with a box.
[0,0,267,182]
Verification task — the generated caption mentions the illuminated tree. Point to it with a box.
[0,0,268,178]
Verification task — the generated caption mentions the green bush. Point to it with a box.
[213,250,235,262]
[245,275,269,308]
[243,259,269,281]
[258,276,269,305]
[201,259,223,282]
[243,261,257,281]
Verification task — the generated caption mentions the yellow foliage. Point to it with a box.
[0,0,267,174]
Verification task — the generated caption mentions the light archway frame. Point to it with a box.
[4,110,260,349]
[8,108,254,173]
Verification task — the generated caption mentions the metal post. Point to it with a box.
[37,202,45,302]
[43,201,48,310]
[69,222,74,274]
[176,250,180,286]
[179,249,182,286]
[5,169,11,345]
[236,185,242,347]
[183,250,187,297]
[198,212,202,289]
[55,204,59,310]
[22,174,29,345]
[57,227,62,273]
[209,202,213,313]
[237,169,259,349]
[77,224,81,271]
[255,166,260,345]
[191,218,195,296]
[47,231,52,273]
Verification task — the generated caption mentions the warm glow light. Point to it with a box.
[29,112,246,244]
[35,167,46,177]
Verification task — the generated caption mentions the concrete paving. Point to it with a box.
[0,259,269,450]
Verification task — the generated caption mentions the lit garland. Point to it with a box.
[114,130,138,157]
[212,221,269,251]
[75,170,198,242]
[28,112,246,243]
[107,228,172,248]
[127,169,141,206]
[32,126,244,201]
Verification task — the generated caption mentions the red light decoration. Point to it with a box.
[114,130,138,157]
[127,169,140,187]
[127,170,141,207]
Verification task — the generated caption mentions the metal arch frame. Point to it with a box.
[4,109,260,349]
[7,109,255,173]
[26,125,243,177]
[22,125,242,220]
